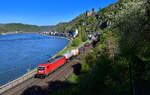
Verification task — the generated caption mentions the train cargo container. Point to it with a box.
[36,56,66,78]
[63,49,79,60]
[63,52,73,60]
[71,49,79,56]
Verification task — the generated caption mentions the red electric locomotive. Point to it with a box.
[36,56,66,78]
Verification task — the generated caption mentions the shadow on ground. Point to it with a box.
[21,80,71,95]
[72,63,81,75]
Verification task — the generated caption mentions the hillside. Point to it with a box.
[0,23,42,33]
[51,0,150,95]
[51,14,86,33]
[52,0,146,34]
[40,25,55,32]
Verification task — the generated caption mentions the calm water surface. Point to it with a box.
[0,33,69,86]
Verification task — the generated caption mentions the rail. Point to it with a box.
[0,69,36,94]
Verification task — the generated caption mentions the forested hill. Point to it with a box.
[51,0,150,95]
[0,23,42,33]
[51,0,147,33]
[40,25,55,32]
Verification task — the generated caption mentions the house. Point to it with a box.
[73,29,78,38]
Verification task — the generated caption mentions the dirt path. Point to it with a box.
[1,41,94,95]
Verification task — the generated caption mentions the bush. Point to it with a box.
[68,74,78,83]
[72,37,82,47]
[81,59,90,73]
[82,32,88,42]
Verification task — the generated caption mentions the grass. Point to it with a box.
[67,74,78,83]
[141,57,150,63]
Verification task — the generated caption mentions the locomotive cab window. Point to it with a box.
[38,66,45,70]
[48,58,54,63]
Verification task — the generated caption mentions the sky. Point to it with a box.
[0,0,119,26]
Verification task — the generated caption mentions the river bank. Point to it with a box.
[0,32,40,35]
[0,35,69,87]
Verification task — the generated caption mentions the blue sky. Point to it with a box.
[0,0,119,26]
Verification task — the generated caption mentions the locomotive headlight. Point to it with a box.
[39,71,44,73]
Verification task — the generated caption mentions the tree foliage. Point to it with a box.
[52,0,150,95]
[72,37,82,47]
[78,26,88,42]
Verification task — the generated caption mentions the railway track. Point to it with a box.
[2,37,96,95]
[3,60,75,95]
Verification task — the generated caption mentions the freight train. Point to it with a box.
[36,49,79,78]
[36,34,100,78]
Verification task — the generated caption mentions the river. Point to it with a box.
[0,33,69,86]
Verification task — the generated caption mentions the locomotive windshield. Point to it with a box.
[38,66,45,70]
[48,58,54,63]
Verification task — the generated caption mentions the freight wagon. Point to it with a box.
[63,49,79,60]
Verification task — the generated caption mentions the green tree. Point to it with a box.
[81,27,88,42]
[72,37,82,47]
[77,26,88,42]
